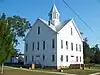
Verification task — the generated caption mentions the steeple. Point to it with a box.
[48,4,60,26]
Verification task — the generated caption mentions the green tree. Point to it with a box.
[90,46,97,63]
[83,38,91,64]
[1,13,31,46]
[83,38,97,64]
[0,13,31,74]
[0,18,14,74]
[0,13,31,55]
[93,44,100,64]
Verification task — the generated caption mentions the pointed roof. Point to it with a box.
[49,4,60,15]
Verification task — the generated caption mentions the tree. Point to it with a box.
[89,44,100,64]
[0,13,31,74]
[83,38,98,64]
[0,13,31,55]
[83,38,91,64]
[93,44,100,64]
[90,45,97,63]
[0,18,14,74]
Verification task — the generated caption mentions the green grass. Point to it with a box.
[63,69,100,75]
[34,68,57,72]
[30,68,100,75]
[90,64,100,69]
[1,66,100,75]
[0,67,61,75]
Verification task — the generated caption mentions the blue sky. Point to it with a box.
[0,0,100,53]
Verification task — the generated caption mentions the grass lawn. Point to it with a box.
[90,64,100,69]
[0,67,61,75]
[63,69,100,75]
[0,66,100,75]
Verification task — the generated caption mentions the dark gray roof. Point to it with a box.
[39,18,71,32]
[55,19,71,32]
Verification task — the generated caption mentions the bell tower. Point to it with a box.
[48,4,60,26]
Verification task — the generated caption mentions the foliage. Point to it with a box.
[84,57,90,64]
[83,37,100,64]
[0,13,31,56]
[94,45,100,64]
[0,13,31,63]
[83,38,91,64]
[0,17,14,64]
[1,13,31,47]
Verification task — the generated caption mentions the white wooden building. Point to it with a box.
[24,4,83,69]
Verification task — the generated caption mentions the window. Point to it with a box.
[53,13,56,19]
[25,56,27,62]
[25,43,28,52]
[52,55,55,62]
[80,56,81,62]
[61,55,63,62]
[61,40,63,49]
[71,55,74,57]
[38,26,40,34]
[43,41,45,50]
[76,44,78,51]
[66,55,68,62]
[32,42,34,51]
[36,55,40,57]
[43,55,45,61]
[52,39,55,48]
[66,41,68,49]
[71,43,73,50]
[76,56,78,62]
[32,56,34,62]
[71,28,73,35]
[79,44,81,52]
[37,42,39,50]
[57,14,58,19]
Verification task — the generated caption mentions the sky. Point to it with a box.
[0,0,100,53]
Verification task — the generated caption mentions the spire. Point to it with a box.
[48,4,60,26]
[49,4,60,15]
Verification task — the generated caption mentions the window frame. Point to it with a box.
[38,26,40,34]
[80,56,81,62]
[61,55,63,62]
[76,56,78,62]
[66,55,68,62]
[43,41,45,50]
[61,40,63,49]
[37,42,39,50]
[43,55,45,61]
[53,12,56,19]
[71,43,73,50]
[32,42,34,51]
[52,39,55,48]
[76,44,78,51]
[52,55,55,62]
[79,44,81,52]
[71,28,73,35]
[66,41,68,49]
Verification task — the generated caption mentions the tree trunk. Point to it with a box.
[1,63,4,74]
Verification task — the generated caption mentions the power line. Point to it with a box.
[63,0,100,39]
